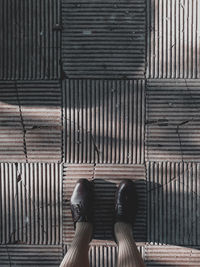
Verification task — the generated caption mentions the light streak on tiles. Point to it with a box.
[0,245,63,266]
[0,81,62,162]
[145,245,200,266]
[147,0,200,78]
[63,79,145,164]
[0,163,62,245]
[146,79,200,162]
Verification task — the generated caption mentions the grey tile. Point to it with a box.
[63,79,145,164]
[147,0,200,78]
[146,79,200,162]
[0,163,62,245]
[0,81,62,162]
[0,0,61,80]
[147,161,200,246]
[145,245,200,266]
[62,0,146,79]
[0,245,63,267]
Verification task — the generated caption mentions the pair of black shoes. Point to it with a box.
[70,179,138,229]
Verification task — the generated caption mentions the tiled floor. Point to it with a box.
[1,0,200,266]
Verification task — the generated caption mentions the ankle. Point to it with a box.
[74,222,93,242]
[114,222,133,243]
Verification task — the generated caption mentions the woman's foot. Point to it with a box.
[115,179,138,224]
[70,179,94,228]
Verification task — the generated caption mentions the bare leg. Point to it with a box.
[115,222,146,267]
[60,222,93,267]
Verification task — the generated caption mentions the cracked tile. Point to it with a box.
[0,163,62,245]
[63,79,145,164]
[0,81,62,162]
[146,79,200,162]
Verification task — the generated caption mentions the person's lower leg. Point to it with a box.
[60,222,93,267]
[115,222,145,267]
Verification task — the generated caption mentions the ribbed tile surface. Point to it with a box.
[147,162,200,246]
[0,163,62,245]
[147,0,200,78]
[145,245,200,266]
[146,79,200,162]
[63,244,145,267]
[63,79,145,164]
[63,164,146,243]
[62,0,146,78]
[0,0,61,80]
[89,245,118,267]
[0,245,63,267]
[0,81,62,162]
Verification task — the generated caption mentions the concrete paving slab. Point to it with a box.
[147,162,200,246]
[0,81,62,162]
[0,163,62,245]
[0,0,61,80]
[146,79,200,162]
[0,245,63,267]
[145,245,200,266]
[147,0,200,79]
[62,0,146,79]
[63,79,145,164]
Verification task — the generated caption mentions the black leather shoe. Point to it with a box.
[70,179,93,228]
[115,179,138,224]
